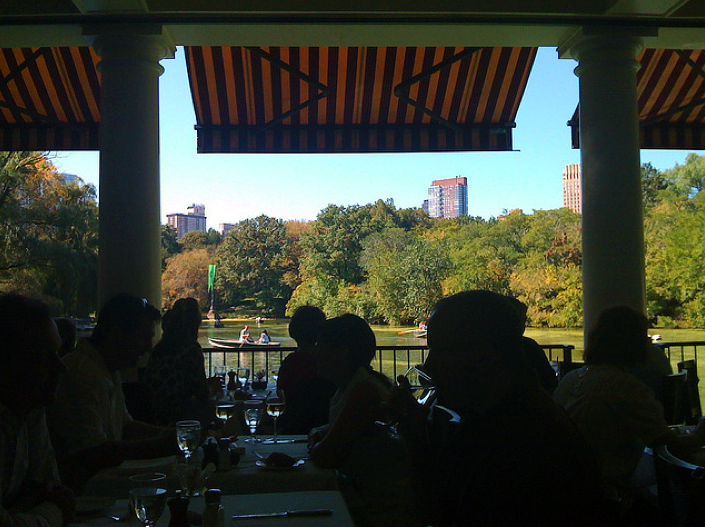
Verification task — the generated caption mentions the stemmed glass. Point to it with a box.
[129,472,167,527]
[176,420,201,461]
[243,400,263,443]
[237,367,250,389]
[265,392,286,444]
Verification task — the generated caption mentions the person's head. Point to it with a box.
[584,305,650,368]
[288,305,326,348]
[162,297,201,344]
[54,317,77,357]
[90,293,161,370]
[315,314,377,384]
[0,293,65,411]
[424,290,525,411]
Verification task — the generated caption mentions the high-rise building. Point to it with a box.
[563,164,582,214]
[426,176,468,218]
[167,203,207,239]
[219,223,235,235]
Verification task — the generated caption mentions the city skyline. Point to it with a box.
[52,47,700,231]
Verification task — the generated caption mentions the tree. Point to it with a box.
[0,152,98,315]
[161,225,181,269]
[161,248,213,310]
[216,215,294,316]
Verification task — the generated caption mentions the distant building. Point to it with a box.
[167,203,207,239]
[563,164,582,214]
[220,223,235,235]
[426,176,468,218]
[60,173,79,183]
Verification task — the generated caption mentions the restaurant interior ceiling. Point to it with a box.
[0,0,704,153]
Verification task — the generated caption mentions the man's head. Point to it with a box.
[289,305,326,348]
[424,290,525,411]
[0,293,65,411]
[90,294,161,371]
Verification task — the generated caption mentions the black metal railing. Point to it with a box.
[657,341,705,367]
[203,343,576,382]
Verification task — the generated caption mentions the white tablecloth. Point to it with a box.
[83,436,338,497]
[70,490,354,527]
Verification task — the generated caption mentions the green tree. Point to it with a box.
[0,152,98,315]
[161,225,181,269]
[216,215,294,316]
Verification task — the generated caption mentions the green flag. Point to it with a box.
[208,264,217,292]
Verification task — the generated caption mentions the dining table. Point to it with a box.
[69,490,355,526]
[82,435,339,498]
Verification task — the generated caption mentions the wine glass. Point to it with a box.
[129,472,167,527]
[243,400,263,443]
[176,420,201,461]
[265,393,286,444]
[215,404,235,421]
[403,365,437,405]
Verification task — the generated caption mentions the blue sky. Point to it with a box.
[51,47,701,230]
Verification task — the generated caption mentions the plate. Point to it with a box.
[255,459,305,471]
[75,496,115,515]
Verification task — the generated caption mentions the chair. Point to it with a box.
[557,361,584,380]
[677,360,702,425]
[654,444,705,526]
[661,372,688,427]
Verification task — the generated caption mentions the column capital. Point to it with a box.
[83,24,175,73]
[558,26,654,62]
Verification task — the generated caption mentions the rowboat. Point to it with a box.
[414,329,427,338]
[208,337,281,348]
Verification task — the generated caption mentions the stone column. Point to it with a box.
[560,30,646,335]
[86,25,174,308]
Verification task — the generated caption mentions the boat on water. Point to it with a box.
[208,337,281,348]
[414,329,428,338]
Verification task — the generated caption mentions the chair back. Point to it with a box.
[654,445,705,526]
[557,361,584,380]
[661,372,688,427]
[677,360,702,424]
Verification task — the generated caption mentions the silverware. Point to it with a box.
[232,509,332,519]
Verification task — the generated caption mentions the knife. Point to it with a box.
[232,509,332,519]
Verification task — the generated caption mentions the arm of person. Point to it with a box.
[68,432,178,475]
[309,381,382,469]
[387,376,430,457]
[655,417,705,457]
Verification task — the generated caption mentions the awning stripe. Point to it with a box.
[0,46,100,150]
[186,46,536,153]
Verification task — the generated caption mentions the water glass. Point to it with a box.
[243,400,263,443]
[176,420,201,459]
[265,393,285,444]
[129,472,167,526]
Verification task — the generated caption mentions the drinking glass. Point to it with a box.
[215,404,235,421]
[265,393,285,444]
[243,400,263,443]
[237,367,250,388]
[403,366,437,404]
[176,420,201,460]
[129,472,167,527]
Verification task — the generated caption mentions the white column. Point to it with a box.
[561,31,646,334]
[86,26,174,307]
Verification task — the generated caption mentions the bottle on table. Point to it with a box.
[202,489,225,527]
[167,491,190,527]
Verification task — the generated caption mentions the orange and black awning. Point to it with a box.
[186,46,537,154]
[0,46,101,151]
[569,48,705,150]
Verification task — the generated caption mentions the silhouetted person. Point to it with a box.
[393,290,603,527]
[53,318,77,358]
[309,314,418,527]
[48,294,176,492]
[0,293,75,526]
[144,298,220,427]
[277,306,335,434]
[554,305,705,521]
[505,296,559,394]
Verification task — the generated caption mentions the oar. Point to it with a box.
[397,329,417,335]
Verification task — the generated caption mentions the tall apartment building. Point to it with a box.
[563,164,582,214]
[426,176,468,218]
[219,223,235,235]
[167,203,207,239]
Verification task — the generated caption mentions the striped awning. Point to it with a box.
[0,47,101,151]
[186,46,537,154]
[569,48,705,150]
